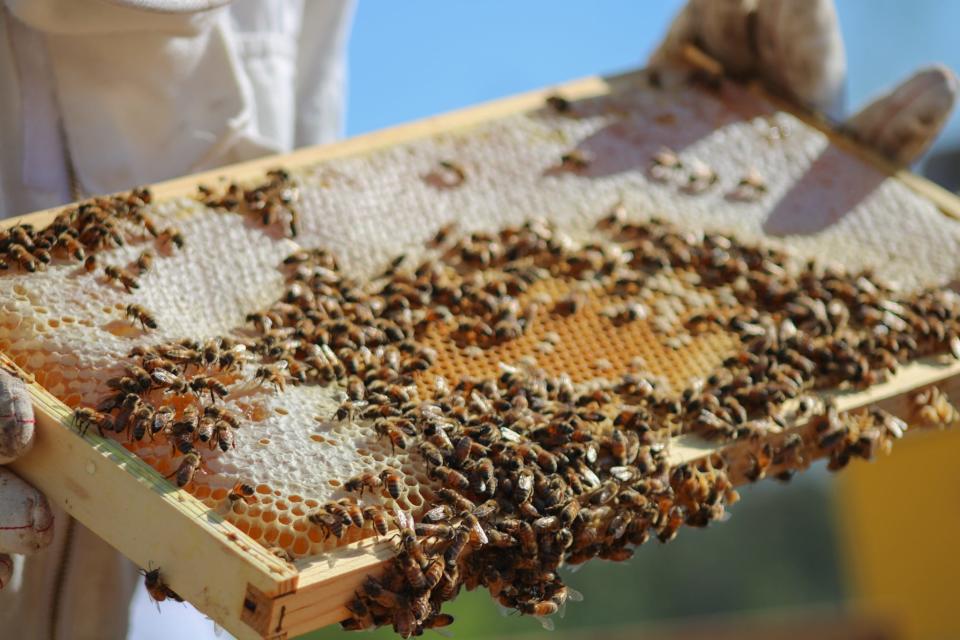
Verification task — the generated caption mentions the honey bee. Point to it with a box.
[9,245,37,272]
[338,499,365,528]
[460,513,488,546]
[151,405,175,437]
[344,472,383,496]
[158,227,184,249]
[399,552,426,591]
[189,376,229,402]
[431,466,470,492]
[227,482,257,505]
[363,506,390,537]
[308,510,344,539]
[552,291,585,316]
[136,249,155,273]
[196,419,213,443]
[212,421,235,451]
[518,600,558,618]
[73,407,114,436]
[203,405,240,429]
[254,364,287,392]
[545,94,572,113]
[125,304,158,330]
[737,168,767,195]
[169,451,202,487]
[559,149,590,171]
[417,441,445,467]
[396,529,428,567]
[374,420,408,452]
[380,469,404,500]
[102,264,139,292]
[150,369,190,395]
[436,160,467,187]
[322,501,354,528]
[130,405,154,441]
[55,232,85,260]
[141,566,184,605]
[430,222,457,247]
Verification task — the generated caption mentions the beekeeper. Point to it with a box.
[0,0,956,638]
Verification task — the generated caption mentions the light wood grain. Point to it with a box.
[1,354,296,640]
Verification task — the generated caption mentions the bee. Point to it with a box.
[418,441,445,466]
[103,264,139,292]
[399,552,427,591]
[338,499,365,529]
[436,160,466,187]
[397,529,428,568]
[737,168,767,194]
[559,149,590,171]
[430,222,457,247]
[442,529,469,567]
[196,419,214,443]
[169,451,202,487]
[322,501,354,527]
[83,254,98,273]
[545,94,572,113]
[158,227,184,249]
[141,566,183,605]
[151,405,175,437]
[9,245,37,272]
[308,510,344,539]
[212,421,235,451]
[344,472,383,496]
[227,482,257,505]
[203,405,240,429]
[189,376,229,402]
[651,146,682,172]
[685,159,718,192]
[423,559,445,590]
[130,405,154,441]
[125,304,158,330]
[150,369,190,395]
[460,513,488,546]
[431,466,470,492]
[380,469,404,500]
[73,407,113,436]
[55,232,85,260]
[363,506,390,536]
[552,291,585,316]
[254,365,287,392]
[393,608,416,639]
[437,488,475,514]
[518,600,558,618]
[422,505,453,524]
[413,523,455,539]
[374,420,408,452]
[136,249,155,273]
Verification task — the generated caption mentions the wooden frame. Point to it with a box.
[4,53,960,638]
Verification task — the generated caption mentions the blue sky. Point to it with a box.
[346,1,960,166]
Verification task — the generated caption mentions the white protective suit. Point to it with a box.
[0,1,955,639]
[0,1,354,638]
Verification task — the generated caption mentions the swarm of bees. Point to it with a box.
[197,168,301,238]
[74,337,248,486]
[57,195,960,636]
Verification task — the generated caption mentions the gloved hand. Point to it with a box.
[0,368,54,590]
[650,0,958,164]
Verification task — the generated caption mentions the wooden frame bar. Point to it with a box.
[3,52,960,638]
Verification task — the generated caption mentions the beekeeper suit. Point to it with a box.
[0,0,955,638]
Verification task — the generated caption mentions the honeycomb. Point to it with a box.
[2,73,960,563]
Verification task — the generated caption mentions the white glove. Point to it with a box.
[0,369,54,590]
[650,0,958,165]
